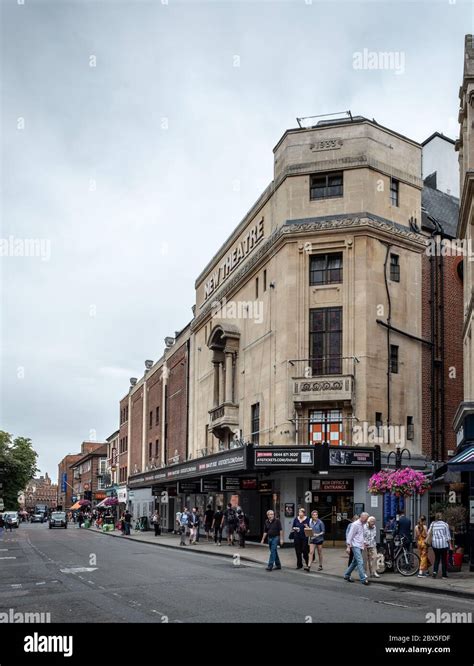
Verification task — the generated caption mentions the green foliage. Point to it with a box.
[0,431,38,509]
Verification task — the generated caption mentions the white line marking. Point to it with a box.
[0,556,16,560]
[376,600,412,609]
[87,580,95,585]
[11,584,22,588]
[35,582,46,586]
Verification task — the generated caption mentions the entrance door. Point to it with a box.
[311,493,354,542]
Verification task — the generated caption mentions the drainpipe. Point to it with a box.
[382,243,392,442]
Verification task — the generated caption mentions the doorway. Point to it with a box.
[311,492,354,542]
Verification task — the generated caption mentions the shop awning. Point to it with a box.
[447,446,474,472]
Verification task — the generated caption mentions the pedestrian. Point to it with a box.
[397,510,412,549]
[189,507,200,544]
[203,504,214,542]
[224,503,238,546]
[346,515,359,566]
[212,506,224,546]
[306,509,325,572]
[123,509,132,536]
[363,516,379,578]
[0,514,4,538]
[77,511,84,529]
[175,509,182,535]
[291,508,310,570]
[179,507,189,546]
[152,510,161,536]
[5,515,13,533]
[385,515,396,531]
[236,509,249,548]
[119,512,125,534]
[261,509,283,572]
[427,512,452,579]
[344,511,370,585]
[415,515,430,578]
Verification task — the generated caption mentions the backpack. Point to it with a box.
[238,515,247,534]
[227,509,237,526]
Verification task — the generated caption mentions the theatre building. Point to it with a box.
[181,115,429,541]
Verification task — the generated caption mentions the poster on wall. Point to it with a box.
[284,503,295,518]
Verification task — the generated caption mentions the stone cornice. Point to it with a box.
[190,215,427,332]
[457,171,474,239]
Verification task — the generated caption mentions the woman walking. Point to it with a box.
[152,510,161,536]
[415,515,430,577]
[428,512,452,579]
[363,516,379,578]
[305,510,325,572]
[291,508,310,570]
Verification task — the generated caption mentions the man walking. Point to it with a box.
[236,509,249,548]
[261,510,283,571]
[397,510,412,550]
[212,506,224,546]
[224,503,238,546]
[123,509,132,536]
[344,511,370,585]
[179,507,190,546]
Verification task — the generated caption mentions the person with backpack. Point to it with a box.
[0,514,4,538]
[179,507,190,546]
[224,503,238,546]
[212,506,224,546]
[236,509,249,548]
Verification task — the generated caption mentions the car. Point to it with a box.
[49,511,67,529]
[30,513,45,523]
[3,511,19,528]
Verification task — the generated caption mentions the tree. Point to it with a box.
[0,431,38,509]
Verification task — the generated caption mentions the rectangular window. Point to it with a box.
[256,277,259,299]
[309,409,343,446]
[155,440,159,457]
[251,403,260,445]
[390,345,399,374]
[390,254,400,282]
[390,178,399,207]
[309,252,343,286]
[149,411,153,428]
[406,416,414,440]
[263,269,267,292]
[310,171,343,200]
[148,442,152,460]
[155,407,160,426]
[309,307,342,375]
[375,412,383,437]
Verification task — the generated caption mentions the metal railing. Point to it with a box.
[288,356,356,378]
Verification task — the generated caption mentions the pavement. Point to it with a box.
[2,522,474,623]
[89,524,474,599]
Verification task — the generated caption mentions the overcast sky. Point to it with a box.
[0,0,471,481]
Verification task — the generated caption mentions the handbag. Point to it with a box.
[288,532,295,540]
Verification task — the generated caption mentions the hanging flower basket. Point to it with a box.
[368,467,431,497]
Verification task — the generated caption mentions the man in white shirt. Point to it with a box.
[344,512,370,585]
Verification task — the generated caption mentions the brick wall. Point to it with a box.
[166,340,189,464]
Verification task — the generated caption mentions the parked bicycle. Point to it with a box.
[377,531,419,576]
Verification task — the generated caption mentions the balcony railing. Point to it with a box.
[289,356,356,403]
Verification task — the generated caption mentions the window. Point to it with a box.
[310,171,343,200]
[390,254,400,282]
[390,178,399,207]
[148,442,152,460]
[263,269,267,292]
[149,411,153,428]
[309,409,343,446]
[309,252,343,285]
[155,407,160,426]
[406,416,414,440]
[390,345,399,374]
[375,412,383,437]
[309,307,342,375]
[251,403,260,445]
[256,277,259,299]
[155,440,159,457]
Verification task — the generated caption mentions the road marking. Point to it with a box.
[151,609,165,616]
[11,584,22,588]
[98,585,106,590]
[87,580,95,585]
[0,548,9,551]
[35,582,46,586]
[375,600,412,609]
[113,592,121,597]
[0,556,16,560]
[60,567,98,574]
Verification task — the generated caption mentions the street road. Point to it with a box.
[0,523,471,623]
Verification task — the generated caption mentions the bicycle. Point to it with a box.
[377,533,420,576]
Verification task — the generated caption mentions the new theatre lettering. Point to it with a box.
[204,219,264,300]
